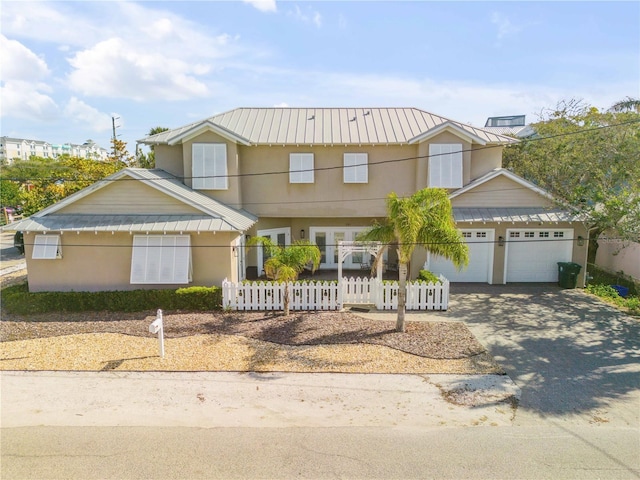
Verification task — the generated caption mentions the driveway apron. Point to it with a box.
[444,284,640,427]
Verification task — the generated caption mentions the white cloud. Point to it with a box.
[0,81,58,121]
[243,0,277,13]
[288,5,323,28]
[491,12,521,40]
[67,37,210,101]
[64,97,112,132]
[0,35,50,81]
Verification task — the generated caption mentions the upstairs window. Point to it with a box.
[32,235,62,259]
[130,235,192,284]
[428,144,463,188]
[290,153,314,183]
[344,153,368,183]
[192,143,228,190]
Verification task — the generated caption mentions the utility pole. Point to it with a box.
[111,115,120,160]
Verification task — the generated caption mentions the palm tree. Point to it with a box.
[247,237,321,316]
[609,97,640,113]
[358,188,469,332]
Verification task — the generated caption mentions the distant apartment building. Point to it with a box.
[0,137,110,163]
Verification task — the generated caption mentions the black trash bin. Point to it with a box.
[557,262,582,289]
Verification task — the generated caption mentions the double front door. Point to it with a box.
[309,227,368,269]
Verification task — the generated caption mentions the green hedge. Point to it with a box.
[1,283,222,315]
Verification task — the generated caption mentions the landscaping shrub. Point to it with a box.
[417,269,441,284]
[585,265,639,316]
[0,282,221,315]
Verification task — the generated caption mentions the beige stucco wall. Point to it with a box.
[58,180,203,215]
[237,144,417,218]
[24,231,240,292]
[470,144,503,179]
[154,144,184,178]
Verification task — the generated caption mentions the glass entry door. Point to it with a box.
[310,227,369,269]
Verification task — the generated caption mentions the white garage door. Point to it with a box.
[505,229,573,282]
[429,229,494,283]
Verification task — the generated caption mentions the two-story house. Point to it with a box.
[5,108,588,292]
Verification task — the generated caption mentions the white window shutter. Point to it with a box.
[344,153,368,183]
[32,235,61,259]
[290,153,314,183]
[131,235,191,284]
[429,144,462,188]
[193,143,228,190]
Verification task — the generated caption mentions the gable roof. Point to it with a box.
[4,168,257,233]
[139,108,517,147]
[449,168,554,202]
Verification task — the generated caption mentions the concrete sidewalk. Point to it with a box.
[0,371,520,428]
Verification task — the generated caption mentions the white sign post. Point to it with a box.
[148,309,165,358]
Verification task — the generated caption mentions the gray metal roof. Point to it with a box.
[453,207,579,224]
[4,214,245,233]
[139,108,517,146]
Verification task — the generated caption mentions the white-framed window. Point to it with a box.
[130,235,192,284]
[343,153,368,183]
[192,143,228,190]
[32,235,62,259]
[289,153,314,183]
[428,143,463,188]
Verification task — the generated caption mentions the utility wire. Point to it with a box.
[3,118,639,183]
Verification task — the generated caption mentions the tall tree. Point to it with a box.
[503,99,640,264]
[358,188,468,332]
[247,237,321,316]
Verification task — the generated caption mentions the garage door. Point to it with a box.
[429,229,494,283]
[505,229,573,282]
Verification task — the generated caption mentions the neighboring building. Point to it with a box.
[0,137,109,163]
[483,115,535,138]
[4,107,588,292]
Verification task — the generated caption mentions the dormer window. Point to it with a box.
[428,144,463,188]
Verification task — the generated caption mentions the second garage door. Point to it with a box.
[505,229,573,282]
[429,229,494,283]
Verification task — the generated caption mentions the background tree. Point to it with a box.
[247,237,321,316]
[108,138,135,164]
[0,179,21,208]
[134,126,169,169]
[503,98,640,264]
[1,155,125,216]
[358,188,469,332]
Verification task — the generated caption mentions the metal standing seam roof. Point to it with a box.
[453,207,579,224]
[139,108,517,146]
[4,215,242,233]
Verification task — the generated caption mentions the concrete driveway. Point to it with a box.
[442,283,640,427]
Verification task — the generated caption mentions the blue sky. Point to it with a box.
[1,0,638,153]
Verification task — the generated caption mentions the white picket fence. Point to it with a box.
[222,276,449,311]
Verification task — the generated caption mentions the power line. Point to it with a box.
[3,117,639,183]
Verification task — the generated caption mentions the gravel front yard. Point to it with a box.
[0,310,504,374]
